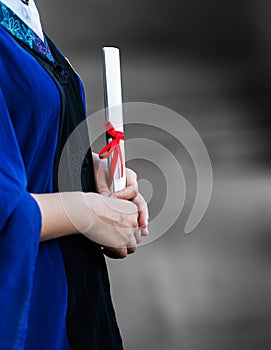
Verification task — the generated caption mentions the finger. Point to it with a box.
[127,247,137,254]
[127,234,137,254]
[103,247,128,259]
[98,181,110,196]
[126,168,137,186]
[133,193,149,233]
[96,158,111,195]
[141,227,149,237]
[127,245,137,254]
[110,168,138,200]
[110,184,138,200]
[134,227,142,244]
[137,210,149,236]
[139,215,149,236]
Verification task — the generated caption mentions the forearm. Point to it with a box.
[31,192,84,242]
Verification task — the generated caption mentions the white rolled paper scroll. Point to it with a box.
[102,47,126,193]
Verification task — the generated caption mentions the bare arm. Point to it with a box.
[32,155,149,258]
[31,191,139,258]
[31,192,81,241]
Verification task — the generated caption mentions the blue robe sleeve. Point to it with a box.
[0,86,42,349]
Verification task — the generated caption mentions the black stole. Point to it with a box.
[16,36,123,349]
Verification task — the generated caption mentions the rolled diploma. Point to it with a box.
[102,47,126,193]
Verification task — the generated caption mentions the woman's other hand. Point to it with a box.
[110,168,149,238]
[92,153,149,237]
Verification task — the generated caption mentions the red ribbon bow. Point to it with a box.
[98,121,125,187]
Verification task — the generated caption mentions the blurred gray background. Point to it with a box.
[37,0,271,349]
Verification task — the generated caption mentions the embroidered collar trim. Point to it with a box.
[0,0,44,40]
[0,3,54,62]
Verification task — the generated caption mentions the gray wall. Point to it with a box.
[37,0,265,56]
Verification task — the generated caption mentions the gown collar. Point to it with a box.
[0,1,54,62]
[0,0,44,41]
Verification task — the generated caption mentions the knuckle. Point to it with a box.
[135,237,141,245]
[141,197,147,207]
[118,249,128,259]
[118,231,131,246]
[130,201,138,212]
[136,233,142,243]
[132,188,138,198]
[128,246,137,254]
[119,251,128,259]
[131,218,138,228]
[118,235,128,248]
[119,213,128,223]
[139,197,147,210]
[126,230,134,241]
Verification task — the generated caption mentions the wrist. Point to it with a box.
[79,192,100,234]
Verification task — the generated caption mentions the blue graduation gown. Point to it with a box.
[0,21,70,350]
[0,4,123,350]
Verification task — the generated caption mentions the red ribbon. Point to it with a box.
[98,121,125,187]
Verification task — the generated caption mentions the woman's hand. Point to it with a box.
[32,191,139,258]
[32,154,149,259]
[110,168,149,238]
[92,153,149,238]
[82,192,139,258]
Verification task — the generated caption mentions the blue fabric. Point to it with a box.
[0,4,124,350]
[0,21,69,350]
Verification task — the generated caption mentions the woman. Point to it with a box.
[0,0,149,349]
